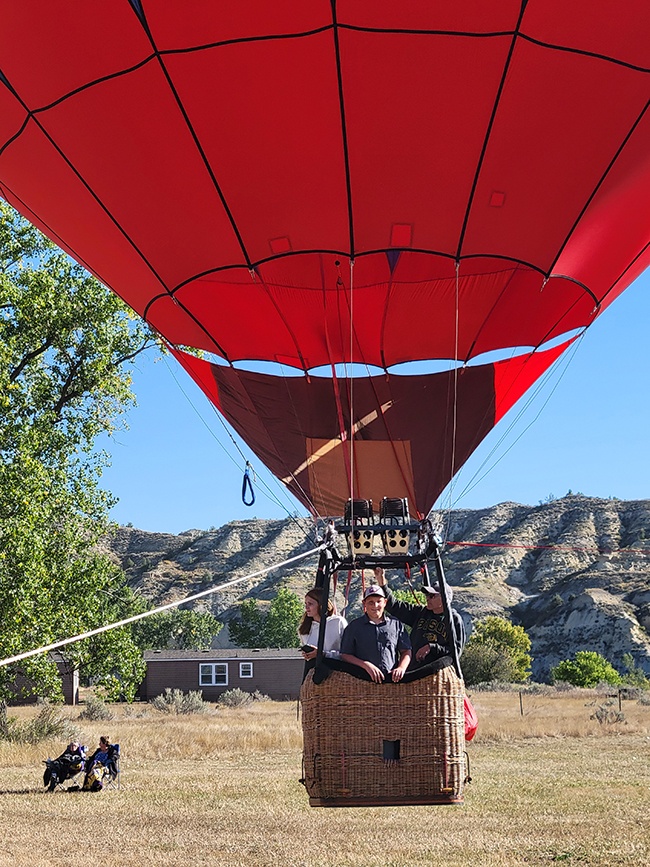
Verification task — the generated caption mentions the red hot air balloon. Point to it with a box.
[1,1,650,518]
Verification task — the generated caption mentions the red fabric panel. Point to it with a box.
[493,340,572,425]
[462,39,650,270]
[0,124,163,314]
[0,0,150,108]
[0,86,28,147]
[162,32,350,265]
[339,0,522,31]
[555,105,650,307]
[340,29,511,256]
[37,63,245,289]
[154,253,594,366]
[145,0,331,51]
[522,0,650,69]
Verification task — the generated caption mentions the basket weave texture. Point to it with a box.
[301,666,465,805]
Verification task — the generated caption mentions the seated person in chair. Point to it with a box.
[43,741,85,792]
[340,585,411,683]
[83,736,117,791]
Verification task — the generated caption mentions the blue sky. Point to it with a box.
[97,269,650,534]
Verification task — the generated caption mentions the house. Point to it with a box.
[8,654,79,705]
[136,648,304,701]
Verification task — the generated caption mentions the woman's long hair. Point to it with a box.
[298,587,335,636]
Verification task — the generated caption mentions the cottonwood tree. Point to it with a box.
[550,651,622,688]
[132,607,223,651]
[0,202,157,712]
[462,616,532,685]
[229,588,303,648]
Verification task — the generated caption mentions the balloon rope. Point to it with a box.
[446,260,461,533]
[349,257,355,510]
[0,545,323,669]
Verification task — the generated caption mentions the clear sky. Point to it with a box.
[97,268,650,535]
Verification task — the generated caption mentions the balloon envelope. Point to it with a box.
[1,1,649,515]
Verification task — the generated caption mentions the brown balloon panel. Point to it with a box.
[171,341,567,518]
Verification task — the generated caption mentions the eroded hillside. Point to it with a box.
[101,494,650,680]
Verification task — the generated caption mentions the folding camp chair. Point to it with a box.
[101,743,120,790]
[43,745,86,792]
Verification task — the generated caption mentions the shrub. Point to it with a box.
[1,704,78,745]
[463,617,532,685]
[78,695,114,721]
[590,704,626,725]
[251,689,271,702]
[150,688,211,715]
[550,651,622,688]
[218,688,254,708]
[621,652,650,689]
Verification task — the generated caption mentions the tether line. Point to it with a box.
[0,546,323,669]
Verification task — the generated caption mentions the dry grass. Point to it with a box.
[0,692,649,867]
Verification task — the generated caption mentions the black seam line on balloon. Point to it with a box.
[126,0,145,25]
[0,114,31,160]
[27,54,157,116]
[599,235,650,308]
[549,97,650,277]
[254,270,311,375]
[158,24,334,56]
[161,249,549,301]
[0,68,172,295]
[25,114,170,292]
[331,0,355,258]
[341,23,650,76]
[134,4,252,269]
[143,295,231,362]
[0,178,137,313]
[16,23,650,125]
[547,274,599,309]
[517,32,650,75]
[463,266,521,363]
[533,298,588,351]
[455,0,529,260]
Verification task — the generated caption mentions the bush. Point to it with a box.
[462,617,532,685]
[590,704,626,725]
[150,688,211,715]
[215,688,273,706]
[78,695,114,721]
[218,688,254,708]
[550,651,622,688]
[0,704,78,745]
[621,653,650,689]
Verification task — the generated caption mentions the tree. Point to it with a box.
[229,588,303,648]
[132,608,222,651]
[550,651,622,688]
[0,202,158,707]
[462,616,532,685]
[620,652,649,689]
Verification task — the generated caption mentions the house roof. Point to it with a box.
[144,648,302,661]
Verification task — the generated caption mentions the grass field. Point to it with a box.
[0,690,649,867]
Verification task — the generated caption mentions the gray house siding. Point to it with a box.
[137,651,304,701]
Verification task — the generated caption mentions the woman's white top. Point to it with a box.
[299,614,348,659]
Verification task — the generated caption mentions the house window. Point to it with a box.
[239,662,253,678]
[199,663,228,686]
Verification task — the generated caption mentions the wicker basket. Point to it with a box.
[301,665,466,807]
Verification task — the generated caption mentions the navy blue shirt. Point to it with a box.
[340,613,411,675]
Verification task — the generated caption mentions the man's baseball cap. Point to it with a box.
[363,584,386,599]
[421,581,453,602]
